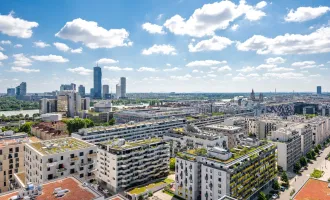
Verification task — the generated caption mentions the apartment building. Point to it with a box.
[188,116,225,128]
[72,118,186,144]
[270,126,303,171]
[164,125,228,157]
[31,122,68,140]
[203,125,245,149]
[24,138,97,185]
[175,141,277,200]
[114,107,198,124]
[97,138,170,193]
[0,134,29,193]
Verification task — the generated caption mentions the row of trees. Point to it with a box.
[63,117,116,134]
[293,144,322,173]
[0,97,39,111]
[0,113,41,122]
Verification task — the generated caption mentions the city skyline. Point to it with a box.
[0,0,330,93]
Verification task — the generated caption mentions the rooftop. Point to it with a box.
[294,178,330,200]
[78,118,184,134]
[177,142,274,165]
[0,177,101,200]
[103,137,163,150]
[28,138,92,155]
[205,124,242,131]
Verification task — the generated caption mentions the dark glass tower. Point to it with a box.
[93,66,102,99]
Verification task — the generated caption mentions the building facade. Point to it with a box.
[120,77,126,98]
[24,138,97,185]
[103,85,110,99]
[7,88,15,96]
[78,85,86,97]
[97,138,169,193]
[93,66,102,99]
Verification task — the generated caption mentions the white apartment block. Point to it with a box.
[97,138,169,193]
[270,126,304,171]
[0,134,29,193]
[175,142,277,200]
[164,125,228,157]
[188,116,225,128]
[203,125,245,149]
[72,118,186,144]
[24,138,97,185]
[288,115,330,146]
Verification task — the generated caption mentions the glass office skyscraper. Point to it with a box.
[93,66,102,99]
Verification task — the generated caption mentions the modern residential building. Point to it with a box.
[39,98,57,114]
[40,113,62,122]
[114,107,198,124]
[116,84,121,99]
[24,138,97,185]
[164,125,228,157]
[120,77,126,98]
[6,88,15,96]
[93,66,102,99]
[203,125,245,149]
[72,118,186,144]
[15,85,20,96]
[103,85,110,99]
[90,88,95,98]
[0,133,30,193]
[269,125,305,171]
[317,86,322,95]
[78,85,86,97]
[60,83,76,91]
[175,141,277,200]
[188,116,226,128]
[31,122,68,140]
[97,138,170,193]
[93,100,112,113]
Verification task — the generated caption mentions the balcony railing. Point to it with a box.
[56,168,67,173]
[87,153,97,158]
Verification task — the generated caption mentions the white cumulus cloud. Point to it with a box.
[31,54,69,63]
[186,60,227,67]
[53,42,82,53]
[285,6,330,22]
[265,57,286,64]
[104,66,133,71]
[163,67,180,72]
[291,61,316,67]
[1,40,11,45]
[170,74,192,81]
[142,22,166,34]
[231,24,239,31]
[217,66,232,72]
[237,26,330,55]
[0,12,38,38]
[268,67,294,72]
[0,52,8,60]
[67,67,92,75]
[188,36,233,52]
[97,58,119,65]
[11,67,39,73]
[14,44,22,48]
[13,53,32,66]
[142,44,177,55]
[34,41,50,48]
[164,0,266,37]
[137,67,157,72]
[55,18,132,49]
[237,66,255,72]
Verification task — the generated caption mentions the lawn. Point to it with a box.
[128,178,174,195]
[163,178,174,184]
[310,169,324,178]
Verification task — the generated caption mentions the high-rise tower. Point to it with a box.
[120,77,126,98]
[93,65,102,99]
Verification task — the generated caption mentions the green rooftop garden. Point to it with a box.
[105,137,162,150]
[310,168,324,178]
[128,179,172,195]
[30,138,91,155]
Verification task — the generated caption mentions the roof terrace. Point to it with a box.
[103,137,163,150]
[28,138,92,155]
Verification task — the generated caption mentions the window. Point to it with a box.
[15,147,19,152]
[80,174,84,178]
[80,152,84,156]
[61,156,64,160]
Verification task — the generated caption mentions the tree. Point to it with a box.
[293,162,301,173]
[19,122,34,134]
[272,179,280,190]
[108,118,115,126]
[169,158,175,171]
[84,119,94,128]
[314,146,320,154]
[258,191,267,200]
[317,144,322,150]
[306,151,313,160]
[138,195,144,200]
[281,172,289,185]
[67,118,87,134]
[300,156,307,167]
[311,150,316,159]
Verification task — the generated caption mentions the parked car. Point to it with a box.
[272,194,278,199]
[280,186,286,192]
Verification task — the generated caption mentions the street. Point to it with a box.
[279,145,330,200]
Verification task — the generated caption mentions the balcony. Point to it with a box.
[80,161,94,166]
[46,161,58,167]
[56,168,67,173]
[87,153,97,158]
[70,156,79,161]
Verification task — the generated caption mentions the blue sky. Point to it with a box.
[0,0,330,93]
